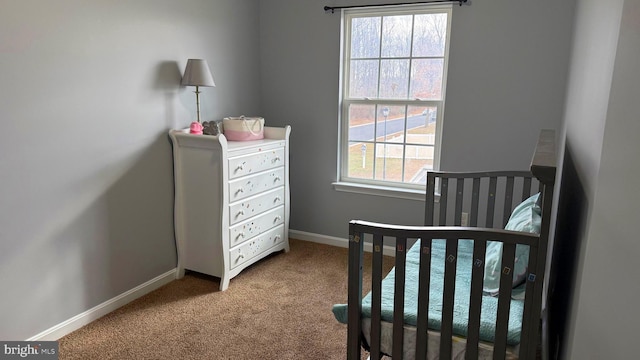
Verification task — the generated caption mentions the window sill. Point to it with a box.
[332,181,426,201]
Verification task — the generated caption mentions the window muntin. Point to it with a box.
[340,5,451,190]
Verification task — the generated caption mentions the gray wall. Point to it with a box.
[558,0,640,358]
[0,0,260,340]
[545,0,623,357]
[258,0,575,237]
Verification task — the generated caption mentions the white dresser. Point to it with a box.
[169,126,291,291]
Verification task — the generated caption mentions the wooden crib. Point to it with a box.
[335,130,556,359]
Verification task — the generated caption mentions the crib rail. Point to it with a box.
[347,222,540,360]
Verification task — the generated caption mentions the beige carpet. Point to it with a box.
[59,239,393,360]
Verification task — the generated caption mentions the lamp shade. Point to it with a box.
[181,59,215,87]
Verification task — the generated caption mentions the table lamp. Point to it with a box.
[181,59,216,129]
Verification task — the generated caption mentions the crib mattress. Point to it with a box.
[333,239,526,352]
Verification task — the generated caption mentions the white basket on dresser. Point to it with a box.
[169,125,291,291]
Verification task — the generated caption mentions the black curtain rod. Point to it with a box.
[324,0,468,13]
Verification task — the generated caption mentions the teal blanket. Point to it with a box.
[332,239,524,345]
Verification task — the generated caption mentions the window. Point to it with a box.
[338,5,452,194]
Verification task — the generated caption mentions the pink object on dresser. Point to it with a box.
[223,129,263,141]
[189,122,204,135]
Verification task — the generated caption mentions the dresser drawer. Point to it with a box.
[229,167,285,202]
[229,206,285,247]
[228,147,285,180]
[229,225,285,270]
[229,187,285,226]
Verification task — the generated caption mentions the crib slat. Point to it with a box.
[347,227,364,360]
[486,177,497,227]
[454,179,464,225]
[425,174,436,226]
[518,243,539,359]
[369,233,384,360]
[415,238,432,360]
[392,237,408,359]
[522,176,532,201]
[470,177,480,227]
[439,238,458,359]
[439,178,449,225]
[493,242,516,360]
[466,239,487,358]
[502,176,515,227]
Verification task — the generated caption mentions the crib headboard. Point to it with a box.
[424,129,556,230]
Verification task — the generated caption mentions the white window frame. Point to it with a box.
[334,4,452,200]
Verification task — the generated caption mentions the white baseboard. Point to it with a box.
[29,231,389,341]
[27,269,177,341]
[289,229,396,257]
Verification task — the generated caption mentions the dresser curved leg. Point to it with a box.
[219,275,230,291]
[176,266,185,279]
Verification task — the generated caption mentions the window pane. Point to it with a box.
[375,143,404,182]
[379,59,409,99]
[381,15,413,58]
[348,141,374,180]
[350,60,379,98]
[351,17,381,58]
[404,145,434,184]
[376,105,405,142]
[406,106,437,145]
[410,58,444,100]
[348,104,376,141]
[413,13,448,57]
